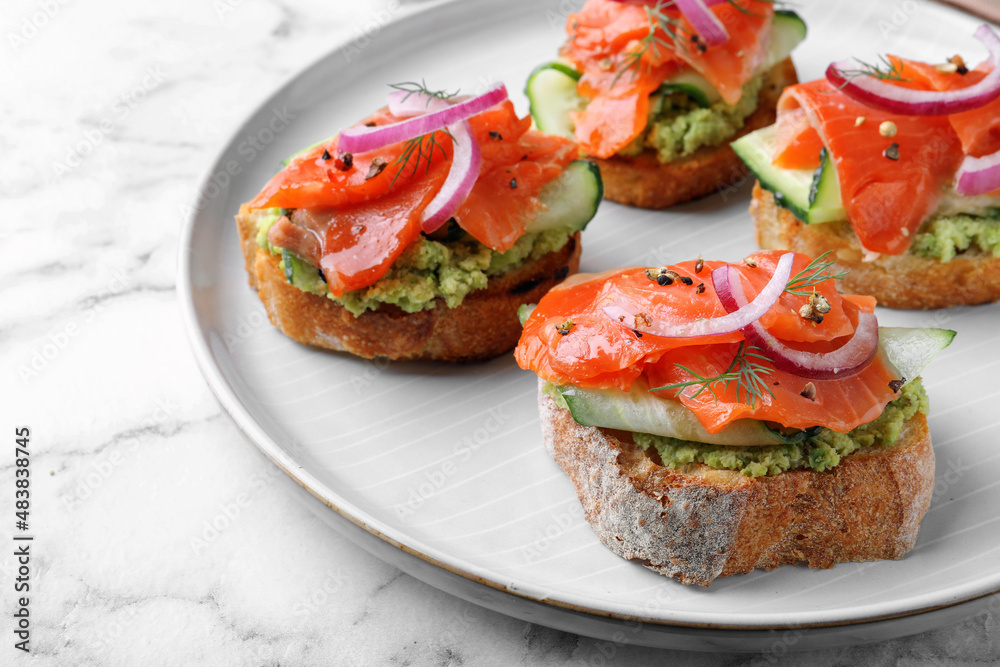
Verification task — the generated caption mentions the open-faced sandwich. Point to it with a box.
[237,83,602,361]
[526,0,806,209]
[515,250,954,585]
[733,25,1000,309]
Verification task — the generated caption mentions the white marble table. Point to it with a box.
[5,0,1000,663]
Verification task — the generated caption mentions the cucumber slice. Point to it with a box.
[731,124,847,224]
[808,148,845,224]
[280,248,326,295]
[653,10,807,106]
[656,71,722,106]
[517,303,536,326]
[657,82,712,108]
[526,160,603,234]
[273,160,599,296]
[525,62,582,139]
[556,379,789,446]
[878,327,956,386]
[764,11,807,70]
[555,327,954,446]
[651,12,807,108]
[525,11,805,141]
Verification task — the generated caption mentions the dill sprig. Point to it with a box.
[389,129,454,188]
[388,80,459,105]
[612,0,787,85]
[784,251,849,296]
[831,55,912,88]
[651,341,776,409]
[723,0,776,18]
[613,1,692,87]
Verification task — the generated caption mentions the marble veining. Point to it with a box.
[5,0,1000,664]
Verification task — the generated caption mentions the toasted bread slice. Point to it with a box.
[593,57,799,210]
[538,381,935,586]
[236,206,581,362]
[752,184,1000,310]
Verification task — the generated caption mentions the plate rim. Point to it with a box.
[176,0,1000,633]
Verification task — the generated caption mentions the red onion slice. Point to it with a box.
[420,119,481,232]
[380,89,483,233]
[675,0,729,46]
[955,147,1000,196]
[387,90,448,117]
[825,24,1000,116]
[713,265,879,379]
[339,83,508,154]
[608,0,729,8]
[602,252,794,338]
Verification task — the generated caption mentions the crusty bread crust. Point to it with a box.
[593,57,799,210]
[752,184,1000,310]
[538,382,935,586]
[236,205,581,361]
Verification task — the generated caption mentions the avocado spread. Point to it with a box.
[631,380,928,477]
[618,74,764,163]
[911,209,1000,262]
[254,209,573,316]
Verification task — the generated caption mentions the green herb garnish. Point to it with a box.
[651,341,776,409]
[383,81,459,187]
[723,0,775,18]
[388,80,459,105]
[831,55,911,88]
[389,129,454,188]
[784,251,848,296]
[614,1,692,86]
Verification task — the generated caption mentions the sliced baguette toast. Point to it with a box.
[752,184,1000,309]
[236,205,581,362]
[538,381,935,586]
[594,57,799,210]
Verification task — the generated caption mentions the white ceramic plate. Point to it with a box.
[179,0,1000,650]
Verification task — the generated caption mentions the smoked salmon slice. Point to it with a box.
[561,0,774,158]
[774,78,964,255]
[249,100,576,293]
[770,51,1000,255]
[515,251,895,434]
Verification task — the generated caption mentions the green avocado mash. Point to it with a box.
[632,380,928,477]
[618,74,765,163]
[911,209,1000,262]
[254,208,573,317]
